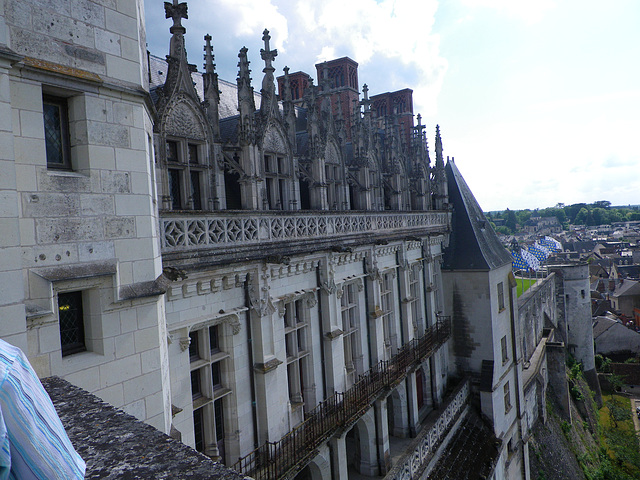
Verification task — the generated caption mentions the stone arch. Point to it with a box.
[387,384,409,438]
[346,409,378,476]
[294,450,331,480]
[261,120,291,157]
[162,94,209,142]
[260,120,296,210]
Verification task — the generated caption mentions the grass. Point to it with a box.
[515,277,536,297]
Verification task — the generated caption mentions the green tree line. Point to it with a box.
[487,201,640,235]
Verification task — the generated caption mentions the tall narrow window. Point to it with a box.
[504,382,512,413]
[58,291,85,356]
[497,282,505,312]
[284,299,311,406]
[264,154,288,210]
[189,323,231,463]
[341,283,361,376]
[409,264,423,335]
[501,336,508,365]
[381,272,396,357]
[168,169,182,210]
[43,96,71,169]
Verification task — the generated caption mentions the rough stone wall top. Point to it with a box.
[5,0,147,88]
[41,376,248,480]
[442,160,512,270]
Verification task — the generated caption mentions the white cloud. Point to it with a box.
[460,0,556,23]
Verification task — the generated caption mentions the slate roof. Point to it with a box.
[442,160,512,271]
[42,377,247,480]
[148,54,262,120]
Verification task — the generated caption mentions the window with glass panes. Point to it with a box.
[381,272,396,354]
[340,283,360,373]
[264,154,288,209]
[409,263,424,335]
[504,381,512,413]
[325,161,342,210]
[43,96,71,169]
[58,291,86,356]
[189,324,230,462]
[284,299,310,405]
[165,139,206,210]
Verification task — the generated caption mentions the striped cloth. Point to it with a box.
[0,339,85,480]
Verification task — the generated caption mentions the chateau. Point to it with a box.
[0,0,597,478]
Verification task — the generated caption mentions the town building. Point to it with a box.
[0,1,598,479]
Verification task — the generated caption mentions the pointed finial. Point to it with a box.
[435,124,443,166]
[416,113,422,127]
[203,34,215,74]
[164,0,188,33]
[260,29,277,70]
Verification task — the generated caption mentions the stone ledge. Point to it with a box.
[41,376,248,479]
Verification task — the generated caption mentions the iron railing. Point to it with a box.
[232,317,452,479]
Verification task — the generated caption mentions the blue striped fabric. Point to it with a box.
[0,340,85,480]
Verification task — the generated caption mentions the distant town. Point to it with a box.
[490,201,640,358]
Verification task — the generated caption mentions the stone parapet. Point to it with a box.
[160,210,450,267]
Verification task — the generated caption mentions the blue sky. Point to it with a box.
[144,0,640,211]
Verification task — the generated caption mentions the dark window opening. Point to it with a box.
[209,326,220,353]
[224,170,242,209]
[191,369,202,399]
[190,171,202,210]
[43,96,71,169]
[193,407,204,452]
[166,140,179,163]
[188,143,199,164]
[212,362,222,390]
[299,180,311,210]
[189,331,200,362]
[214,398,225,462]
[168,168,181,209]
[58,291,85,356]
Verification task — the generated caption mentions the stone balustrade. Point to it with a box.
[160,210,451,255]
[386,378,470,480]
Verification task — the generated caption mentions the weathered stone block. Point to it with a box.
[0,191,19,217]
[94,28,121,56]
[77,240,115,262]
[99,354,142,388]
[36,217,102,243]
[38,170,92,193]
[123,371,161,404]
[23,192,79,217]
[32,10,95,50]
[13,136,46,166]
[100,170,130,193]
[80,193,114,215]
[106,54,140,85]
[113,102,133,126]
[105,8,137,39]
[71,0,106,28]
[104,215,135,239]
[87,120,129,147]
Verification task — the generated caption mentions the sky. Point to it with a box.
[143,0,640,212]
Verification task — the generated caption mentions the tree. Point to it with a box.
[593,200,611,209]
[505,209,517,231]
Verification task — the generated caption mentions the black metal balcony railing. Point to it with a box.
[232,317,452,480]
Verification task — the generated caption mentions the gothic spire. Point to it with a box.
[237,47,256,144]
[435,124,444,168]
[203,34,220,138]
[162,0,199,102]
[282,66,297,149]
[259,29,279,117]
